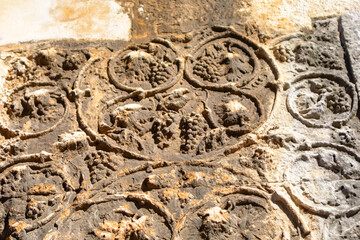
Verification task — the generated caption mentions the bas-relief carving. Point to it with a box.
[0,17,359,240]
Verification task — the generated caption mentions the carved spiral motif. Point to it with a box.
[2,17,360,239]
[91,28,277,161]
[98,89,265,160]
[50,164,297,239]
[0,27,296,239]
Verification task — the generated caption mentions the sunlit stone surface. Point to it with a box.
[0,0,131,45]
[0,1,360,240]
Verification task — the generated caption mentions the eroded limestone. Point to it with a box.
[0,5,360,240]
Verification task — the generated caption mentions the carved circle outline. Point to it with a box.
[286,72,358,128]
[0,160,75,235]
[184,28,279,92]
[97,90,266,160]
[107,38,184,96]
[284,142,360,218]
[0,82,70,140]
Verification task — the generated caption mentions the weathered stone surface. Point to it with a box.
[0,0,131,45]
[340,11,360,98]
[0,2,360,240]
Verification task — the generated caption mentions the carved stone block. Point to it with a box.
[0,4,360,240]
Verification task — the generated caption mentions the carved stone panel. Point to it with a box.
[0,7,360,240]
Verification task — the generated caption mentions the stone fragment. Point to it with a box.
[340,12,360,97]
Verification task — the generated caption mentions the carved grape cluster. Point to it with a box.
[189,39,256,88]
[294,42,342,70]
[288,75,357,130]
[180,112,209,153]
[197,128,227,154]
[110,41,178,91]
[149,61,173,87]
[273,45,294,62]
[327,90,350,113]
[151,113,177,149]
[309,80,351,114]
[193,56,222,83]
[26,199,46,220]
[85,151,119,184]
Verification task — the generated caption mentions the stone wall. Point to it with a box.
[0,1,360,239]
